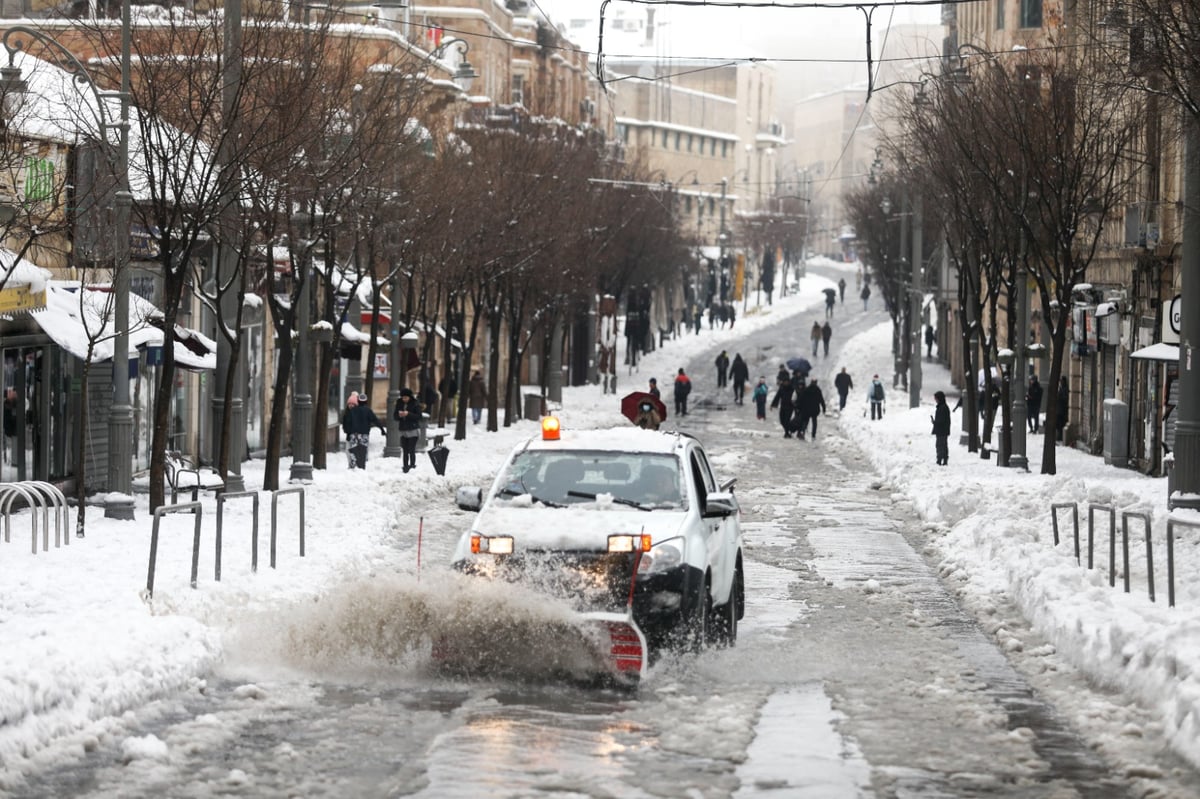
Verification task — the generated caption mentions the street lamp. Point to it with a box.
[429,37,478,94]
[1,14,134,520]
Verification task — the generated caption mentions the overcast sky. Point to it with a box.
[538,0,942,103]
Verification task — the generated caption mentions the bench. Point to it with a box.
[165,451,226,503]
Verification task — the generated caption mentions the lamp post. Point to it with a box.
[996,346,1015,467]
[386,329,418,457]
[429,37,478,93]
[909,192,922,409]
[289,211,320,482]
[1,12,134,519]
[1008,267,1030,471]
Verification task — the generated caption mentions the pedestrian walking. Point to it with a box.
[393,387,423,472]
[730,353,749,405]
[1026,374,1043,433]
[838,277,847,304]
[932,390,951,465]
[468,370,487,425]
[824,291,836,319]
[776,363,790,387]
[437,371,458,427]
[728,303,736,329]
[770,372,798,437]
[1056,376,1069,443]
[868,375,886,420]
[861,283,871,311]
[693,304,702,335]
[799,378,827,439]
[753,377,769,420]
[821,321,832,357]
[715,350,730,388]
[834,367,853,411]
[925,324,935,359]
[810,321,822,356]
[342,392,386,469]
[648,377,661,400]
[674,368,692,416]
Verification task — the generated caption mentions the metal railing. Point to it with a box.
[1165,517,1200,608]
[0,481,70,553]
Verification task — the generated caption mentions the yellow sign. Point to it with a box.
[0,284,46,316]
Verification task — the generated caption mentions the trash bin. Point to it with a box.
[428,445,449,475]
[523,393,544,422]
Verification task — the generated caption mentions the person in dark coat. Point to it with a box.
[437,372,458,427]
[1025,375,1044,433]
[468,370,487,425]
[715,350,730,388]
[342,392,386,469]
[776,364,790,388]
[394,387,423,472]
[799,378,827,439]
[834,367,854,411]
[838,277,847,303]
[821,321,832,357]
[788,371,808,438]
[730,354,750,405]
[810,321,822,355]
[770,373,797,438]
[932,390,951,465]
[1056,376,1069,443]
[925,324,936,359]
[673,368,692,416]
[648,377,660,400]
[861,283,871,311]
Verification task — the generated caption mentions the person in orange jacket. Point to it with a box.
[673,368,692,416]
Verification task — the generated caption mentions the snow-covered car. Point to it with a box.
[451,418,745,683]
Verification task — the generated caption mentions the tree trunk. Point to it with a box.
[487,305,502,432]
[263,336,295,492]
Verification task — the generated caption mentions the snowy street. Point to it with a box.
[3,261,1200,797]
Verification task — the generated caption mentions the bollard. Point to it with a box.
[216,491,260,579]
[146,502,203,598]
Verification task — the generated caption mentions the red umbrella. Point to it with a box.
[621,391,668,426]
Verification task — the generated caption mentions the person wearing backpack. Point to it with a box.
[752,377,769,421]
[868,375,886,420]
[861,283,871,311]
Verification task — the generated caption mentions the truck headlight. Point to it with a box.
[608,533,653,553]
[637,538,683,575]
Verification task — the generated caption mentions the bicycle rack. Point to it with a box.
[146,502,203,598]
[1165,516,1200,608]
[1120,511,1152,597]
[270,487,306,569]
[216,490,260,579]
[0,481,69,553]
[1087,504,1115,572]
[1051,502,1079,557]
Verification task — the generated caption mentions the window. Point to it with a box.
[616,123,628,143]
[24,157,53,202]
[721,141,728,158]
[675,132,681,150]
[511,75,525,106]
[685,196,693,213]
[1019,0,1042,27]
[996,0,1005,29]
[687,134,693,152]
[710,138,716,156]
[662,130,669,148]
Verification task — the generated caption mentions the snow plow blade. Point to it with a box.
[581,611,647,687]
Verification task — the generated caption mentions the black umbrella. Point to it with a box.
[786,357,811,373]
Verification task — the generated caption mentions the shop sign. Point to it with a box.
[1163,295,1182,344]
[0,284,46,316]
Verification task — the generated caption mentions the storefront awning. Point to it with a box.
[0,247,51,318]
[1131,343,1180,362]
[31,282,216,371]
